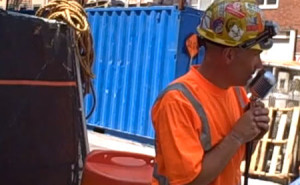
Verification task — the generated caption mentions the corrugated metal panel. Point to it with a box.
[85,6,204,140]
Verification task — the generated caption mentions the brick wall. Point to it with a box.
[262,0,300,54]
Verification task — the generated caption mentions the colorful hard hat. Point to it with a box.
[197,0,277,50]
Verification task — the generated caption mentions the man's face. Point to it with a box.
[229,48,263,86]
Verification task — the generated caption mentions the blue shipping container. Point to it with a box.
[85,6,204,141]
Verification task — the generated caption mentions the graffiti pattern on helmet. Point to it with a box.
[202,11,212,30]
[246,13,263,32]
[213,18,224,34]
[225,2,246,18]
[226,18,244,41]
[217,2,227,18]
[245,2,260,15]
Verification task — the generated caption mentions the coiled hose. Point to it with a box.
[36,0,94,94]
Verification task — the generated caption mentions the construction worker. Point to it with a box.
[151,0,278,184]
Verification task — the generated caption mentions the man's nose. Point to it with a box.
[255,55,263,69]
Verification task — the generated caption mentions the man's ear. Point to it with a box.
[222,48,235,65]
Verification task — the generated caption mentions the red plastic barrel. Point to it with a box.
[81,150,154,185]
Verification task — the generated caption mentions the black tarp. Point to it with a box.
[0,10,87,185]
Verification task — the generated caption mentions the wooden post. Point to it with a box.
[282,108,300,176]
[250,141,260,173]
[257,108,275,172]
[269,114,287,174]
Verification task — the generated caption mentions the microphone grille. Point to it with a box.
[250,71,276,99]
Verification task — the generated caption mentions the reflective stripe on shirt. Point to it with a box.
[234,87,246,109]
[154,83,212,151]
[153,83,211,184]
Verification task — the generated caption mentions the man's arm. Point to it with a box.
[188,106,269,185]
[188,132,242,185]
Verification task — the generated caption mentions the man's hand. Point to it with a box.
[230,101,270,144]
[253,101,270,140]
[231,109,260,144]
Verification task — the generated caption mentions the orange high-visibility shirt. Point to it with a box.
[152,66,249,185]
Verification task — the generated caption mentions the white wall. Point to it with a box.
[260,30,297,63]
[190,0,213,10]
[0,0,7,10]
[31,0,46,9]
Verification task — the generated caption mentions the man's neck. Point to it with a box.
[198,61,230,89]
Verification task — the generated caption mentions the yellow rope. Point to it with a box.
[36,0,94,94]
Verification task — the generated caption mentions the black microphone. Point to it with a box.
[244,69,276,185]
[244,70,276,111]
[249,69,276,99]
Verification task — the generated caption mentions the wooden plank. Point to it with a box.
[252,171,289,178]
[250,140,260,172]
[265,173,289,179]
[269,114,287,174]
[260,139,287,144]
[277,108,294,112]
[282,107,300,175]
[252,171,266,176]
[257,108,275,172]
